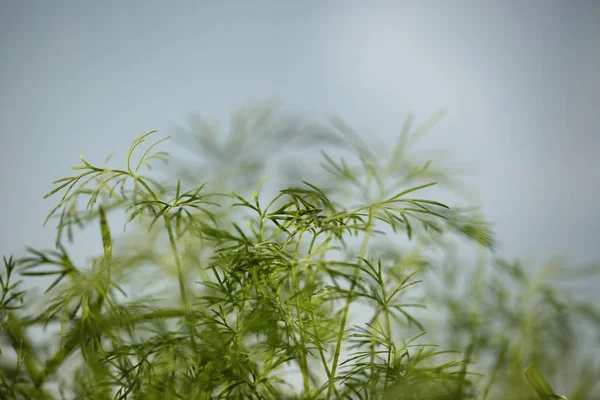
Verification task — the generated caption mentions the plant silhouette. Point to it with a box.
[1,102,598,399]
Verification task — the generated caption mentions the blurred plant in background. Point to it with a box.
[0,101,598,399]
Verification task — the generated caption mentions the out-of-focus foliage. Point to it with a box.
[1,101,598,399]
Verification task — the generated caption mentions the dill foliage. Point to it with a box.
[1,104,598,399]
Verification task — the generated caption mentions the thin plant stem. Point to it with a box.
[327,207,374,399]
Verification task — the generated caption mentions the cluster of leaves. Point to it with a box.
[424,249,600,400]
[1,103,598,399]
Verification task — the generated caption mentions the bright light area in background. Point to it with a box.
[323,4,475,113]
[318,1,600,267]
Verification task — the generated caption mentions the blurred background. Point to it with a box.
[1,0,598,270]
[1,1,599,397]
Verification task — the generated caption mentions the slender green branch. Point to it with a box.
[327,207,374,399]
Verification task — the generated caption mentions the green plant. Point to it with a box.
[524,364,568,400]
[1,103,598,399]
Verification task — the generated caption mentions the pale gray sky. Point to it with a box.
[1,1,599,276]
